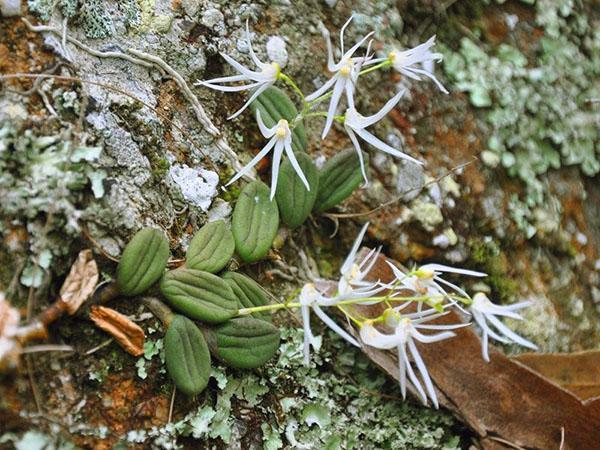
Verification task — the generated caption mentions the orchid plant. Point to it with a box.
[197,16,446,198]
[197,17,537,409]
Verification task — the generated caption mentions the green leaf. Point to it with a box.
[222,271,271,321]
[313,149,368,213]
[205,317,280,369]
[160,267,238,323]
[164,315,211,395]
[117,228,170,296]
[232,180,279,263]
[250,86,308,153]
[275,152,319,229]
[186,220,234,273]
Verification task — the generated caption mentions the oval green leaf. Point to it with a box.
[209,317,280,369]
[313,149,368,213]
[250,86,308,153]
[186,220,234,273]
[116,227,170,296]
[275,153,319,229]
[160,267,238,323]
[221,271,271,321]
[164,315,211,396]
[232,180,279,263]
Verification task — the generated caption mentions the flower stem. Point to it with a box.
[279,73,305,101]
[359,59,392,77]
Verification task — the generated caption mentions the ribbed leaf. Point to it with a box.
[160,268,238,323]
[250,86,308,153]
[205,317,280,369]
[116,227,170,296]
[164,315,211,396]
[275,153,319,229]
[232,180,279,263]
[313,149,368,213]
[186,220,234,273]
[222,272,271,321]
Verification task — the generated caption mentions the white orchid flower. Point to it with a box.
[196,21,281,120]
[298,283,360,365]
[343,90,423,183]
[372,36,448,94]
[226,110,309,200]
[336,222,388,300]
[306,16,374,139]
[387,261,486,312]
[470,292,538,362]
[360,309,466,408]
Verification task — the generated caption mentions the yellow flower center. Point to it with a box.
[339,59,353,77]
[275,119,288,138]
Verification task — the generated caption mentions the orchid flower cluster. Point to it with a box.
[197,16,447,198]
[240,223,537,408]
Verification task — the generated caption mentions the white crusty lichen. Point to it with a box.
[169,163,219,212]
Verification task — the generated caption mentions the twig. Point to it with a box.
[324,157,477,219]
[125,48,244,174]
[22,18,155,69]
[21,344,74,354]
[85,337,113,355]
[168,386,176,423]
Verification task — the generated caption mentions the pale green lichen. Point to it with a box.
[442,0,599,211]
[118,328,462,448]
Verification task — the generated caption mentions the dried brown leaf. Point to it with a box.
[513,350,600,401]
[90,306,145,357]
[60,249,99,315]
[0,293,21,370]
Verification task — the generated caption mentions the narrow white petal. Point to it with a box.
[355,128,423,165]
[200,81,263,92]
[486,315,538,350]
[415,323,469,331]
[473,310,512,344]
[482,330,490,362]
[226,137,276,186]
[485,304,524,320]
[199,74,250,84]
[256,109,276,138]
[227,82,271,120]
[321,78,346,139]
[269,141,285,200]
[401,344,428,405]
[361,90,406,127]
[345,80,356,110]
[284,143,311,191]
[342,31,375,60]
[346,127,369,184]
[301,305,313,365]
[412,330,455,344]
[305,75,338,101]
[246,20,267,68]
[503,301,533,311]
[408,339,439,408]
[398,68,423,81]
[339,15,354,55]
[341,222,370,275]
[221,52,264,79]
[398,345,407,399]
[313,305,360,347]
[422,263,486,277]
[404,67,449,94]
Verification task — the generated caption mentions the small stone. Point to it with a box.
[432,228,458,248]
[169,164,219,211]
[0,0,21,16]
[201,7,224,30]
[410,199,443,232]
[481,150,500,168]
[266,36,288,68]
[396,160,424,201]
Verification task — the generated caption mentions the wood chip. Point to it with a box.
[60,249,99,315]
[90,306,145,357]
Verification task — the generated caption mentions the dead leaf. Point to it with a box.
[90,306,144,356]
[513,350,600,401]
[60,249,98,315]
[347,249,600,450]
[0,293,21,370]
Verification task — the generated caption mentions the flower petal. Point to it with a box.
[313,305,360,347]
[354,128,422,165]
[226,136,277,186]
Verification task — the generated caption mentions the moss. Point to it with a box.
[468,238,518,301]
